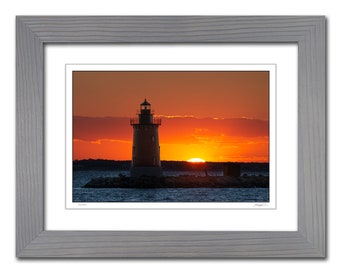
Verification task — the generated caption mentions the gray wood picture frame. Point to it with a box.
[16,16,326,258]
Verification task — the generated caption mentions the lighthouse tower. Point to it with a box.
[130,99,162,177]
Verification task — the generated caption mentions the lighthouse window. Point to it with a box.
[151,135,155,142]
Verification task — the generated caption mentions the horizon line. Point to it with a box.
[73,158,269,164]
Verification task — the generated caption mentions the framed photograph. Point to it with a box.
[16,16,326,258]
[67,64,274,210]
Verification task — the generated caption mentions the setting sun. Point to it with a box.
[187,158,206,163]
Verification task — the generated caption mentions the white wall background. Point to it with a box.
[1,0,337,268]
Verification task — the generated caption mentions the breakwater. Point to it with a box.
[83,175,269,189]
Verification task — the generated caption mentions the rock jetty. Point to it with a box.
[83,175,269,189]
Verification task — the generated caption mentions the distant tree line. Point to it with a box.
[73,159,269,173]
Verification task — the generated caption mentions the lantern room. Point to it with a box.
[140,99,151,114]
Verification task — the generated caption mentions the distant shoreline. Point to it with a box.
[74,159,269,173]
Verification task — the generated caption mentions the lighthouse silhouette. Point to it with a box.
[130,99,163,177]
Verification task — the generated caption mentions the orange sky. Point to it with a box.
[73,71,269,162]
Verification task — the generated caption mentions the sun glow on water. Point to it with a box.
[187,158,206,163]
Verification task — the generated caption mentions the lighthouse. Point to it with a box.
[130,99,162,177]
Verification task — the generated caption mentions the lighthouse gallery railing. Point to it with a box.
[130,118,162,125]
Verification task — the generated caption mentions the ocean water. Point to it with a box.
[73,170,269,203]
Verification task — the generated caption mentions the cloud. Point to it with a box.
[155,114,195,119]
[73,116,132,141]
[73,116,269,142]
[72,116,269,162]
[73,138,131,144]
